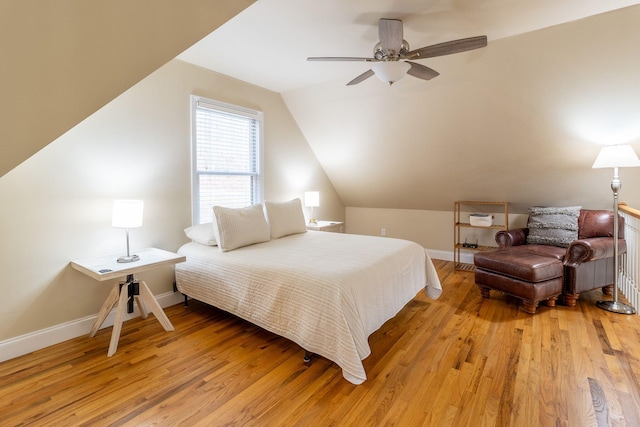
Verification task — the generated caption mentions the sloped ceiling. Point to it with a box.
[178,0,640,93]
[283,6,640,213]
[0,0,254,178]
[179,0,640,213]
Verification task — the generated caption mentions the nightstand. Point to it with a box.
[71,247,186,356]
[307,221,345,233]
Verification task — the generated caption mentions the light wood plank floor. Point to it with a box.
[2,260,640,426]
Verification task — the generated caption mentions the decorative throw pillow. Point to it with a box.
[264,198,307,239]
[212,204,271,252]
[184,223,217,246]
[526,206,581,247]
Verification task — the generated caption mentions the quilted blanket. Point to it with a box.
[175,231,441,384]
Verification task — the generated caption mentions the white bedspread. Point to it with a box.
[175,231,442,384]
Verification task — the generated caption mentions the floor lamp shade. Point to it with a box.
[112,200,144,263]
[592,144,640,169]
[592,144,640,314]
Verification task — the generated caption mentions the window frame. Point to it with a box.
[190,95,264,225]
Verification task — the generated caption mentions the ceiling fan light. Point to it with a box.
[372,61,411,85]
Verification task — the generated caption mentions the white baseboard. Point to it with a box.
[427,249,474,265]
[0,291,185,363]
[0,250,469,364]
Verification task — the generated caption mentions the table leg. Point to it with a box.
[94,277,173,356]
[89,283,120,337]
[107,284,130,357]
[135,295,148,319]
[137,280,174,331]
[123,275,147,319]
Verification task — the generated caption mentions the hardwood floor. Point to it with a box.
[2,260,640,426]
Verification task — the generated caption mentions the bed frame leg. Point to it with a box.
[174,281,189,306]
[303,350,313,363]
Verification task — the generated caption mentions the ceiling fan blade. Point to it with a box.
[405,36,487,60]
[406,62,440,81]
[346,69,375,86]
[379,18,403,54]
[307,56,375,62]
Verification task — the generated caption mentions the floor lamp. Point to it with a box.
[592,144,640,314]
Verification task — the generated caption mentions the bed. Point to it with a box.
[175,200,442,384]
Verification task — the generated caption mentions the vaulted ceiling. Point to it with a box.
[178,0,639,93]
[4,1,640,213]
[178,0,640,213]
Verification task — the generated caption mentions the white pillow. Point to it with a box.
[184,223,217,246]
[212,204,271,252]
[264,198,307,239]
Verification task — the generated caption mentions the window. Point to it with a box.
[191,96,264,224]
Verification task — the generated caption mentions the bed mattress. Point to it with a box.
[175,230,441,384]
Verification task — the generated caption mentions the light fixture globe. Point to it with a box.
[372,61,411,85]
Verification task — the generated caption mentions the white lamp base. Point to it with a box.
[596,300,636,315]
[117,254,140,263]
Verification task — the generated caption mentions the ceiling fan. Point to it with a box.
[307,18,487,86]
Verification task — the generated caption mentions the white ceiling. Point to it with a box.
[178,0,639,93]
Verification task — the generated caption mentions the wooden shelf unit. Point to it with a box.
[454,201,509,271]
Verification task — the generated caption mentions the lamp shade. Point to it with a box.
[304,191,319,208]
[592,144,640,169]
[372,61,411,85]
[112,200,144,228]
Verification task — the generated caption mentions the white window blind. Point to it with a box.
[191,96,264,224]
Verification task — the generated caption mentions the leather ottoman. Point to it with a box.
[474,246,564,314]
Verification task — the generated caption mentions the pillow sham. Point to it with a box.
[526,206,581,248]
[212,204,271,252]
[264,198,307,239]
[184,222,217,246]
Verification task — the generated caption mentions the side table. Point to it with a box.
[306,221,345,233]
[71,247,186,356]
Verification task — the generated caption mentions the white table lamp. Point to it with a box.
[112,199,144,263]
[592,144,640,314]
[304,191,320,224]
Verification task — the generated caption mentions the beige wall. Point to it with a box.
[0,59,343,342]
[4,3,639,353]
[0,0,254,178]
[346,207,528,256]
[284,6,640,214]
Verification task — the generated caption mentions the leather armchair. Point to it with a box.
[494,209,625,306]
[563,210,625,306]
